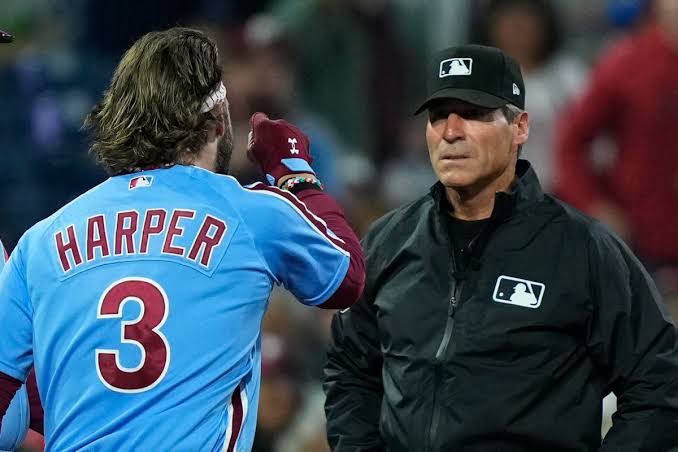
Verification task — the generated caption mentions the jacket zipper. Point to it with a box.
[426,253,464,451]
[433,291,459,361]
[424,204,495,450]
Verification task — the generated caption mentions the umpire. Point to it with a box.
[323,44,678,451]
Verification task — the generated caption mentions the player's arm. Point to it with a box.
[290,186,364,309]
[26,370,43,435]
[586,226,678,451]
[247,112,365,309]
[0,376,29,451]
[0,240,43,441]
[0,243,34,434]
[0,371,41,448]
[0,373,22,424]
[0,239,23,436]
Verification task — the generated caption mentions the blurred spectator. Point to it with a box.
[606,0,651,28]
[276,384,331,452]
[473,0,587,190]
[379,115,438,207]
[247,15,346,198]
[0,3,109,249]
[255,293,336,452]
[555,0,678,290]
[268,0,412,170]
[218,18,347,199]
[82,0,197,57]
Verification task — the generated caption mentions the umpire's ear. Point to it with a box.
[513,110,530,148]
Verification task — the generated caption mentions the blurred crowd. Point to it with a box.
[1,0,677,451]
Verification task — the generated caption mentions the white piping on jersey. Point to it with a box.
[221,384,248,452]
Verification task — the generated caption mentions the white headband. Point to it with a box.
[200,82,227,113]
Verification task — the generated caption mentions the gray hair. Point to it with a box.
[501,103,525,156]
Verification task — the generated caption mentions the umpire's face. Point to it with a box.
[426,98,528,193]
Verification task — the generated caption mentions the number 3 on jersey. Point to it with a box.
[95,277,171,393]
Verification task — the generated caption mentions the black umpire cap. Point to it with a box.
[0,29,13,43]
[415,44,525,114]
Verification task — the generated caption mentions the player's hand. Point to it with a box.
[247,112,314,187]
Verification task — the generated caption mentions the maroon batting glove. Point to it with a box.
[247,112,315,186]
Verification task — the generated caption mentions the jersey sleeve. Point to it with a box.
[0,385,30,451]
[245,184,350,306]
[0,243,33,381]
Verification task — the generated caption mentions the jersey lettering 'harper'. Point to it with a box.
[54,209,227,273]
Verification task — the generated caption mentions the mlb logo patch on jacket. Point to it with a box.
[492,275,545,308]
[129,175,154,190]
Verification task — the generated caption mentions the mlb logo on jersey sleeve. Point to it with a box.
[129,176,153,190]
[492,275,545,308]
[439,58,472,77]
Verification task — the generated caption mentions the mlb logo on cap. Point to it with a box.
[439,58,473,77]
[415,44,525,114]
[129,175,154,190]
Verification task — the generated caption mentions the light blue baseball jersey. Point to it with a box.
[0,165,349,451]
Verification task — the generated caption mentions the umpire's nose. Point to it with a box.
[443,113,466,143]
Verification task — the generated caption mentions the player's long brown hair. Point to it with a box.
[83,27,223,175]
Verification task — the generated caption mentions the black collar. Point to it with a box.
[431,160,546,273]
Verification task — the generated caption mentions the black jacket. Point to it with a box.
[324,161,678,452]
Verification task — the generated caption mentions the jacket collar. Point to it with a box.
[431,159,544,222]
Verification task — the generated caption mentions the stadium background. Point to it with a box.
[1,0,676,450]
